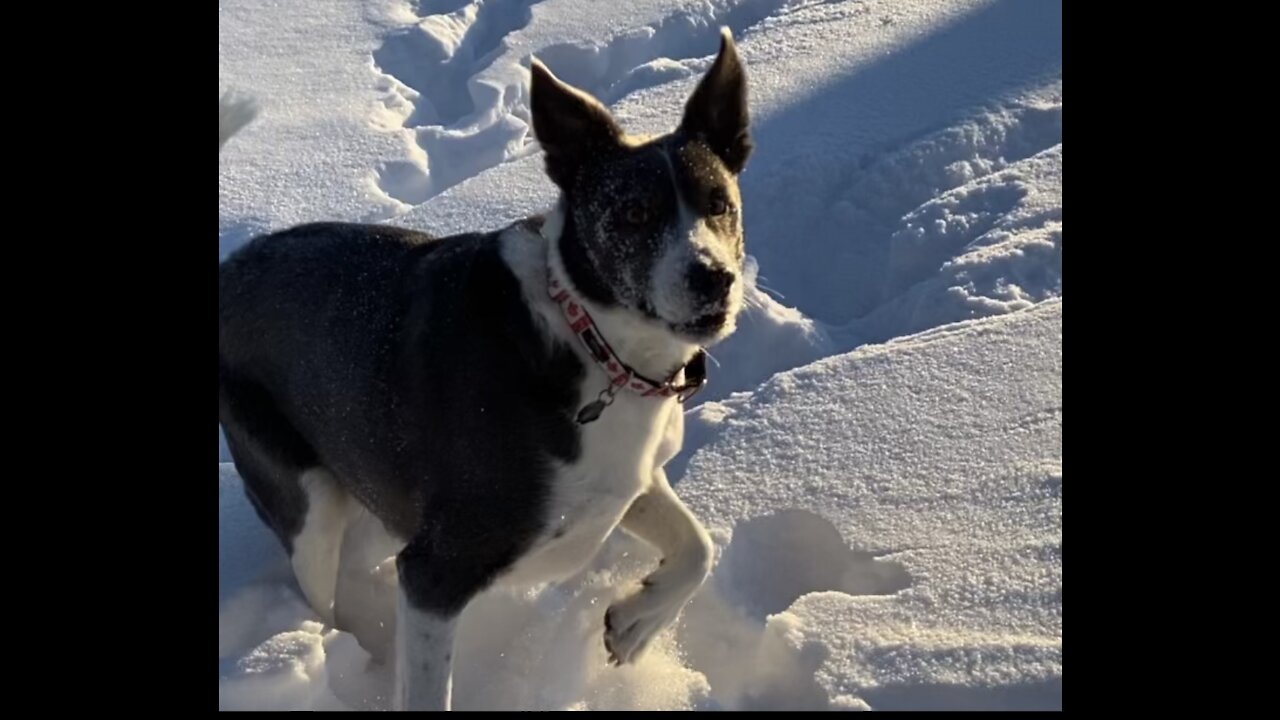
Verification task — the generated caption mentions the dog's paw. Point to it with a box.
[602,586,683,666]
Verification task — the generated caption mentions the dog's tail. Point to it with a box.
[219,90,258,151]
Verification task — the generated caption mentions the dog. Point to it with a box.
[219,28,751,711]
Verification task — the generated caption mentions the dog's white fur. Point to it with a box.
[292,467,351,627]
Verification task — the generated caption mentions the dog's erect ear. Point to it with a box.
[680,28,752,174]
[530,58,623,188]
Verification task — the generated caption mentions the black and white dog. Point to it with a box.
[219,29,751,711]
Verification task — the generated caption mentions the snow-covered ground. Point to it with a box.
[219,0,1061,709]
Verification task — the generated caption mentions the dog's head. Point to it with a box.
[531,29,752,345]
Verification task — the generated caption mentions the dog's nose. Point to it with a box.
[688,262,735,299]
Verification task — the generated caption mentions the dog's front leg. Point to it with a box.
[394,541,469,711]
[604,470,714,665]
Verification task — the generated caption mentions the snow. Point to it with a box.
[219,0,1062,709]
[676,301,1062,709]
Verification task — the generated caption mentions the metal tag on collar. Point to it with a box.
[577,381,622,424]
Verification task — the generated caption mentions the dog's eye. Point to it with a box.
[624,205,650,225]
[708,190,731,217]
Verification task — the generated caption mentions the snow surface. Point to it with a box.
[219,0,1061,709]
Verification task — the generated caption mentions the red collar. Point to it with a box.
[547,266,707,423]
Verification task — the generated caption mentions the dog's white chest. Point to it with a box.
[493,222,694,589]
[498,394,679,587]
